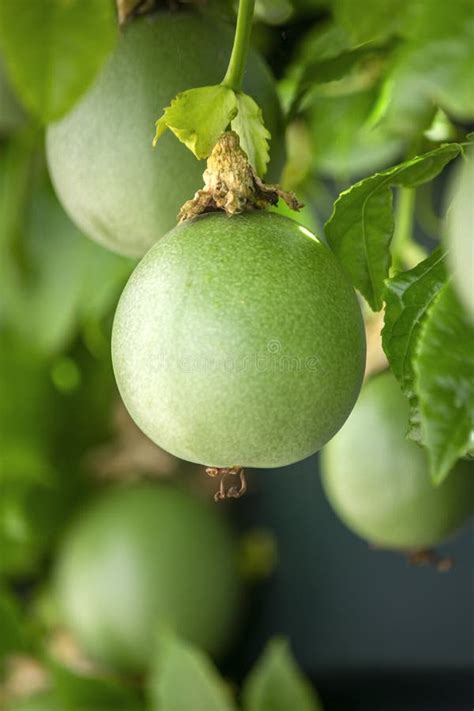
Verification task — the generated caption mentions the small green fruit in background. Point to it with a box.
[321,371,474,550]
[55,484,241,671]
[46,12,284,258]
[112,212,365,468]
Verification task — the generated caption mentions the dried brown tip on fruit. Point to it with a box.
[407,548,454,573]
[178,131,302,222]
[205,465,247,502]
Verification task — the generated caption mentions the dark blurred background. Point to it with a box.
[232,457,474,710]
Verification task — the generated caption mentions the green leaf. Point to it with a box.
[446,151,474,319]
[154,85,238,160]
[288,45,378,120]
[148,632,237,711]
[242,639,322,711]
[50,662,143,711]
[377,0,474,134]
[332,0,410,43]
[382,248,448,443]
[0,0,117,122]
[414,283,474,483]
[325,143,461,310]
[231,93,270,176]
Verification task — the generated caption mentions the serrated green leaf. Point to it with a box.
[50,661,143,711]
[0,0,117,122]
[242,639,323,711]
[414,283,474,483]
[148,632,237,711]
[231,93,270,176]
[325,144,461,310]
[382,248,448,442]
[154,85,238,159]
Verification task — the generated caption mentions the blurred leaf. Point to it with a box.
[148,632,237,711]
[0,53,25,133]
[1,178,132,356]
[332,0,410,43]
[0,333,57,449]
[414,283,474,483]
[0,131,35,255]
[325,143,460,310]
[288,45,378,119]
[50,662,143,711]
[376,0,474,134]
[242,638,322,711]
[6,691,67,711]
[446,151,474,318]
[231,93,270,176]
[0,0,117,121]
[0,587,26,661]
[382,248,448,443]
[306,88,404,179]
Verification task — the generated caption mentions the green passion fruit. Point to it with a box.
[55,484,241,671]
[321,371,474,550]
[46,13,285,258]
[112,212,366,468]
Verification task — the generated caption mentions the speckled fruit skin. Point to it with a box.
[112,212,366,468]
[55,484,241,671]
[322,371,474,550]
[46,13,285,258]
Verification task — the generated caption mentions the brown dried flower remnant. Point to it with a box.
[179,131,302,222]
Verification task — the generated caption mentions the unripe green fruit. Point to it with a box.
[112,212,366,468]
[322,372,474,550]
[46,13,284,258]
[55,484,241,671]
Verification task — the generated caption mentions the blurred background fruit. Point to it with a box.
[321,371,474,550]
[54,483,242,670]
[46,12,285,257]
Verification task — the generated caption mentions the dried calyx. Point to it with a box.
[179,131,302,222]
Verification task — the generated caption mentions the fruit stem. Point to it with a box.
[391,187,426,272]
[221,0,255,92]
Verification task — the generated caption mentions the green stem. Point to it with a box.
[391,187,426,271]
[222,0,255,92]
